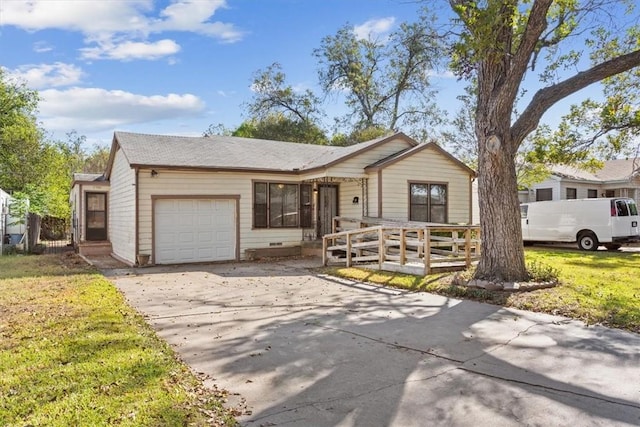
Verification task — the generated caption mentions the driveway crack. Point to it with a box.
[305,321,465,364]
[248,367,460,423]
[305,321,640,412]
[458,366,640,410]
[464,320,545,364]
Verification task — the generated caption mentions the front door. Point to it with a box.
[86,192,107,241]
[317,184,339,237]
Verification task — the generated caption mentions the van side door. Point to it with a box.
[611,199,639,238]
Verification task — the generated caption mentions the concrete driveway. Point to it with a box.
[108,258,640,426]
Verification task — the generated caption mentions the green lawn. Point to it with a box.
[322,247,640,333]
[0,253,238,427]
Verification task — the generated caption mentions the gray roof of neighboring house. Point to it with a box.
[111,131,416,172]
[551,159,640,182]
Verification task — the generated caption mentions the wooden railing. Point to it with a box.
[322,217,481,275]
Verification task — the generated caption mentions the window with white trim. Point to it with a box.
[409,183,447,223]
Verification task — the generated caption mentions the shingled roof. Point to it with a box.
[550,159,640,182]
[71,173,107,183]
[107,131,417,176]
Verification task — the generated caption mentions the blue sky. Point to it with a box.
[0,0,466,147]
[0,0,612,149]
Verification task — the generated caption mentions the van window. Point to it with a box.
[628,201,638,216]
[615,200,630,217]
[520,205,528,219]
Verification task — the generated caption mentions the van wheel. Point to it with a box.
[578,232,599,251]
[605,244,621,251]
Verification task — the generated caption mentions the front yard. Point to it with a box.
[0,253,238,427]
[1,248,637,425]
[324,247,640,333]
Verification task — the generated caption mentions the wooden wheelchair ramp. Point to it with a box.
[322,221,481,275]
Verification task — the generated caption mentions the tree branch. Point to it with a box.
[511,49,640,146]
[501,0,553,101]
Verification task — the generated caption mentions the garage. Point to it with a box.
[154,198,237,264]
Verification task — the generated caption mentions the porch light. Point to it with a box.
[151,169,158,177]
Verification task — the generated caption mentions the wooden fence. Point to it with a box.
[322,217,481,275]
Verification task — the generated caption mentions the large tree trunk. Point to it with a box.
[475,133,527,281]
[474,43,529,282]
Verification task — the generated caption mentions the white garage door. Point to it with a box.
[154,198,236,264]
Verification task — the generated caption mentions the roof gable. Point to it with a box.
[364,141,476,176]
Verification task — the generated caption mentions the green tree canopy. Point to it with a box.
[232,114,328,145]
[0,70,45,193]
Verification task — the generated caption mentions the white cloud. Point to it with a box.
[353,17,395,40]
[80,39,181,61]
[38,87,206,132]
[0,0,245,61]
[5,62,84,89]
[154,0,243,42]
[0,0,152,34]
[33,41,53,53]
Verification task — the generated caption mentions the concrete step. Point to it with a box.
[78,241,112,257]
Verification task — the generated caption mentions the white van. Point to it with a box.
[520,198,640,251]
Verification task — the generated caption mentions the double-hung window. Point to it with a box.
[409,182,447,223]
[254,182,312,228]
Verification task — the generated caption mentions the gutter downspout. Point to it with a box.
[135,167,139,265]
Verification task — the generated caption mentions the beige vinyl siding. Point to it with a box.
[137,170,304,260]
[325,138,412,178]
[368,173,379,217]
[333,180,364,231]
[381,146,472,224]
[109,149,136,263]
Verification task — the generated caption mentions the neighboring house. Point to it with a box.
[523,159,640,205]
[1,188,27,252]
[70,131,476,266]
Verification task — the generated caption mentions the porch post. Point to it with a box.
[361,178,368,217]
[465,228,471,268]
[378,227,384,270]
[424,228,431,275]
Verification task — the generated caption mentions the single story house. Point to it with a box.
[71,131,476,266]
[521,160,640,204]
